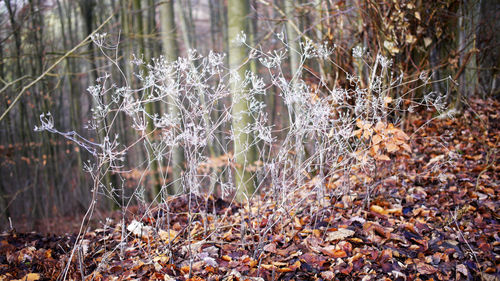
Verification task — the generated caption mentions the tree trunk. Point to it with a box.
[133,0,162,200]
[478,0,499,97]
[160,0,185,195]
[456,0,480,108]
[228,0,257,202]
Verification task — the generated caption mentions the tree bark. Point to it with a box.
[228,0,257,202]
[160,0,185,195]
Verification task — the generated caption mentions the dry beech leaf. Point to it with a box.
[387,207,403,215]
[414,11,421,20]
[416,262,438,275]
[386,142,399,153]
[384,40,400,55]
[394,129,410,141]
[127,220,152,238]
[321,245,347,258]
[260,264,277,271]
[321,271,335,280]
[384,96,393,105]
[180,266,190,274]
[263,242,277,253]
[424,37,432,47]
[377,154,391,161]
[375,121,386,132]
[371,205,388,216]
[456,264,468,276]
[272,261,288,267]
[372,134,383,145]
[326,228,355,241]
[159,229,178,243]
[363,129,372,140]
[278,267,294,273]
[12,273,40,281]
[401,143,412,153]
[427,154,445,166]
[222,228,233,241]
[289,260,301,270]
[249,259,258,268]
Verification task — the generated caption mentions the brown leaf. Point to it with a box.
[337,241,353,255]
[12,273,40,281]
[364,222,391,241]
[326,228,355,241]
[320,271,335,280]
[370,205,388,216]
[456,264,468,276]
[385,142,399,153]
[372,134,383,145]
[393,128,410,140]
[300,252,327,268]
[289,260,301,270]
[416,262,438,275]
[263,242,277,253]
[375,121,386,132]
[159,229,178,243]
[260,264,277,271]
[377,154,391,161]
[321,245,347,258]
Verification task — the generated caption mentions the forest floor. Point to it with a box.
[0,98,498,281]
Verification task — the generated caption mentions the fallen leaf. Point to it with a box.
[456,264,468,276]
[377,154,391,161]
[260,264,277,271]
[326,228,355,241]
[159,229,178,243]
[370,205,388,216]
[320,271,335,279]
[221,255,232,262]
[263,242,277,253]
[13,273,40,281]
[127,220,152,238]
[321,245,347,258]
[416,262,438,275]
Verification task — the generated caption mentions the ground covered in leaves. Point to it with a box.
[1,98,499,280]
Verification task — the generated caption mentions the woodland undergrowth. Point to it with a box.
[29,33,470,280]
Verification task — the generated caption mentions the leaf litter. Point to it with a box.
[0,98,499,280]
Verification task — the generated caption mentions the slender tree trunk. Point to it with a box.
[57,0,85,207]
[456,0,480,109]
[133,0,162,199]
[228,0,257,202]
[79,0,98,84]
[80,0,120,209]
[478,0,500,97]
[160,0,185,195]
[5,0,30,145]
[175,0,217,160]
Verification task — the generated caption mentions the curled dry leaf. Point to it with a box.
[127,219,152,238]
[321,245,347,258]
[370,205,388,216]
[416,262,438,275]
[326,228,355,241]
[456,264,468,277]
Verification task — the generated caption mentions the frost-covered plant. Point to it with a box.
[35,33,453,279]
